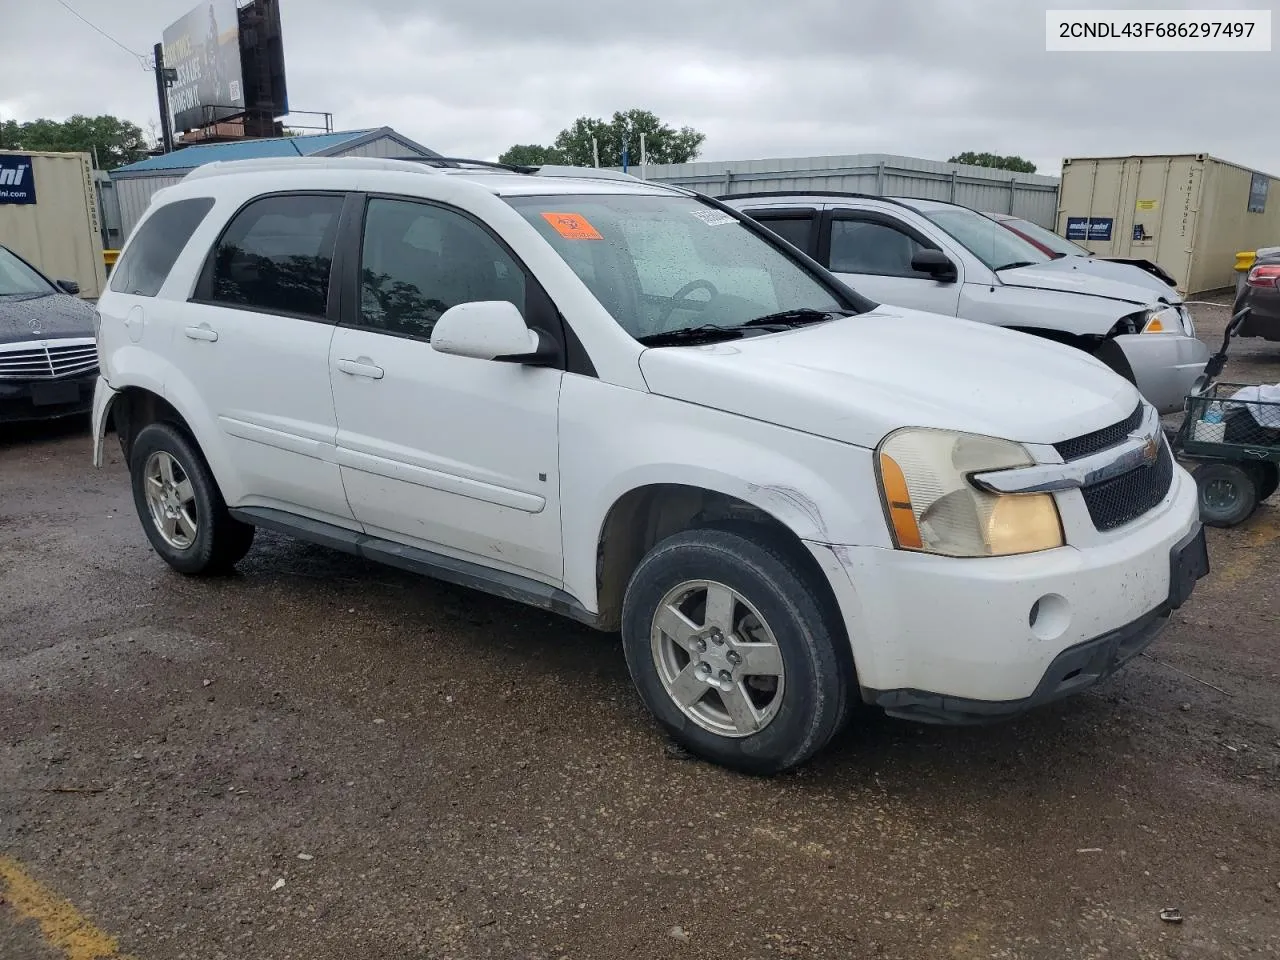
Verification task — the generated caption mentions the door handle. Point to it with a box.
[336,358,385,380]
[184,325,218,342]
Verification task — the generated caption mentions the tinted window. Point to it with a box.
[109,197,215,297]
[829,219,930,278]
[210,194,343,317]
[359,198,526,339]
[753,215,814,253]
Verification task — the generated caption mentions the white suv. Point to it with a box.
[721,193,1209,415]
[92,156,1207,774]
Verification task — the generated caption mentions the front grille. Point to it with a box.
[0,339,98,380]
[1055,404,1144,461]
[1081,439,1174,531]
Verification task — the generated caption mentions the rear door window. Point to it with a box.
[109,197,215,297]
[207,194,344,319]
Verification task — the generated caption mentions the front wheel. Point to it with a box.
[129,422,255,574]
[620,527,850,775]
[1193,462,1259,528]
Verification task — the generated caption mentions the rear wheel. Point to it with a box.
[129,422,254,574]
[1193,462,1258,528]
[620,527,849,775]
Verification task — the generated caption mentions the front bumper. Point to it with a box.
[806,461,1204,713]
[0,369,97,423]
[866,523,1207,724]
[1107,333,1209,416]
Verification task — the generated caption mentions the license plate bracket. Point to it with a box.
[1168,525,1209,610]
[30,381,81,406]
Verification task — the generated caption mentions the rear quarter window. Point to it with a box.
[109,197,216,297]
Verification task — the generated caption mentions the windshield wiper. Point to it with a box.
[736,307,848,329]
[994,261,1037,271]
[636,324,745,347]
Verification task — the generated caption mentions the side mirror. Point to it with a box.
[57,279,81,296]
[430,301,546,363]
[911,249,957,283]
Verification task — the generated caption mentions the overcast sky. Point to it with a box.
[1,0,1275,175]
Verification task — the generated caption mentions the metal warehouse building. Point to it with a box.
[109,127,440,238]
[624,153,1063,228]
[1058,154,1280,295]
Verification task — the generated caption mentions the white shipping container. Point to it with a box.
[0,150,107,299]
[1058,154,1280,295]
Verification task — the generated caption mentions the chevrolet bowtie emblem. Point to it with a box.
[1142,435,1159,464]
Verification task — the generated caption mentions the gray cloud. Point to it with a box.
[1,0,1275,176]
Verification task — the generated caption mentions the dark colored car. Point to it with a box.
[0,243,99,423]
[1234,248,1280,341]
[985,212,1179,288]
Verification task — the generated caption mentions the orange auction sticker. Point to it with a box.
[541,212,603,240]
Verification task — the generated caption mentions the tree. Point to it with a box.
[0,115,149,170]
[500,109,705,169]
[947,151,1037,174]
[498,144,567,167]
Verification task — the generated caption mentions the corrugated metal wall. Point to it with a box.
[114,175,186,239]
[0,151,106,298]
[624,154,1062,227]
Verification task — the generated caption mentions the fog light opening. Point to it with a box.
[1029,593,1070,641]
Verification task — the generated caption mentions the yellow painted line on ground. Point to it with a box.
[1208,512,1280,593]
[0,856,133,960]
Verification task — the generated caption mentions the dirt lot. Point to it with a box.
[2,301,1278,960]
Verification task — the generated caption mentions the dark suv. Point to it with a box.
[0,243,99,423]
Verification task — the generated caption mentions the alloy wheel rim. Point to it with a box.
[143,451,198,549]
[650,579,786,738]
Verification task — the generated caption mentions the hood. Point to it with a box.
[997,257,1178,307]
[639,307,1140,450]
[1053,256,1182,298]
[0,293,96,346]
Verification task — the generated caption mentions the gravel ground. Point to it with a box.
[1,300,1278,959]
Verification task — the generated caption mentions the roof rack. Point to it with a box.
[391,156,646,183]
[393,156,539,174]
[183,155,440,181]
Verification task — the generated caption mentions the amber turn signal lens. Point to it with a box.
[878,452,923,549]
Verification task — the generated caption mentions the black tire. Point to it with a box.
[1247,462,1279,503]
[129,422,254,574]
[1193,462,1259,528]
[620,527,850,775]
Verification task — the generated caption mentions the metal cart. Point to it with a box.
[1172,307,1280,527]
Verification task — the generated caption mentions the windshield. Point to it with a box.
[1003,217,1091,258]
[507,193,852,342]
[0,246,55,296]
[921,207,1050,272]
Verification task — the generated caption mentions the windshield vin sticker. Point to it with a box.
[541,212,603,240]
[690,209,737,227]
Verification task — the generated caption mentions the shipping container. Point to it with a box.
[619,153,1063,228]
[1058,154,1280,295]
[0,150,107,298]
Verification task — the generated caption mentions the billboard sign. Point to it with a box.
[162,0,245,133]
[0,154,36,204]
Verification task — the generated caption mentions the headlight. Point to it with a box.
[877,428,1064,557]
[1140,305,1181,334]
